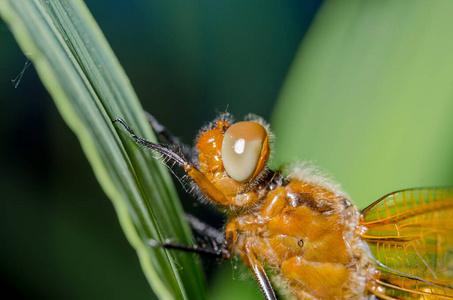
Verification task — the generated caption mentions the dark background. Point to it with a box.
[0,1,323,299]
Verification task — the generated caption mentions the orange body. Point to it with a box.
[187,117,373,299]
[115,113,453,299]
[185,115,453,299]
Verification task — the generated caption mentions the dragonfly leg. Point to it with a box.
[148,238,229,258]
[238,239,277,300]
[148,214,227,258]
[144,111,195,162]
[185,213,224,245]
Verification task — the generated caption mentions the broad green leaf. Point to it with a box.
[272,0,453,209]
[0,0,206,299]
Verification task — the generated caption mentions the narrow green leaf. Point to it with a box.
[272,0,453,208]
[0,0,207,299]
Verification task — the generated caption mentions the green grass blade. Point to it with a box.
[0,0,207,299]
[272,0,453,208]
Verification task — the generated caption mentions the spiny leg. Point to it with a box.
[147,214,227,258]
[185,213,224,245]
[148,238,229,258]
[240,239,278,300]
[113,117,187,166]
[144,112,195,162]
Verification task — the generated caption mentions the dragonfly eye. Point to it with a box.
[221,121,268,183]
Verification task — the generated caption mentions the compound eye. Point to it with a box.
[221,121,268,183]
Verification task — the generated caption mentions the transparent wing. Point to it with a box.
[360,188,453,299]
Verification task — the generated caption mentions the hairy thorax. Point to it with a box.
[229,176,374,299]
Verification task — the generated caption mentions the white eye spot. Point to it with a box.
[234,139,245,154]
[222,121,267,183]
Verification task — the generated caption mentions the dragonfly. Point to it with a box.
[113,112,453,299]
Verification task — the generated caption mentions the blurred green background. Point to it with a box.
[1,1,453,299]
